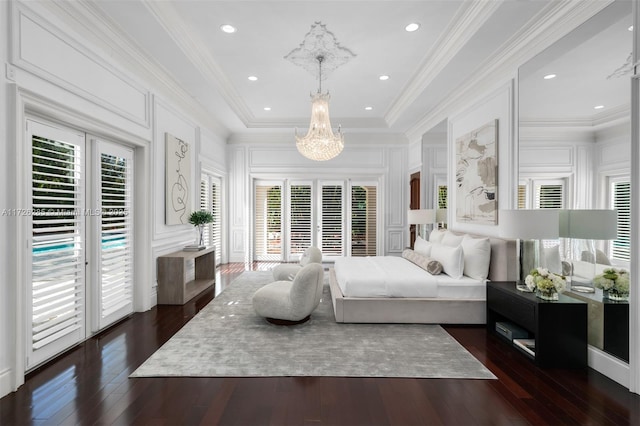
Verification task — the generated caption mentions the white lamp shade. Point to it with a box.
[559,209,617,240]
[407,209,436,225]
[499,209,559,239]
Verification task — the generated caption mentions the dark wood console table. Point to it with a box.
[487,281,587,368]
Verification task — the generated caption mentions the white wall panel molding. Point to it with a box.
[406,0,613,141]
[386,147,407,229]
[574,145,594,209]
[597,141,632,170]
[248,146,385,170]
[0,369,12,399]
[228,147,248,263]
[386,229,404,254]
[11,2,150,127]
[33,0,229,138]
[520,146,574,169]
[152,97,199,240]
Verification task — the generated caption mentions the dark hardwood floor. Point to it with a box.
[1,262,639,425]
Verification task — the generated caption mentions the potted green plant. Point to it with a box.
[188,210,214,247]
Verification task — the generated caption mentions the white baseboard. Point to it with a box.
[588,345,629,389]
[0,368,14,399]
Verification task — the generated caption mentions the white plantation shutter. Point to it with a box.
[320,183,344,257]
[518,184,527,209]
[96,141,133,330]
[255,182,283,261]
[199,174,222,264]
[351,184,377,256]
[610,179,630,261]
[28,121,86,369]
[535,182,564,209]
[289,183,312,256]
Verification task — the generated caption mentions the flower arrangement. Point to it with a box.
[593,268,629,301]
[525,267,567,300]
[188,210,214,246]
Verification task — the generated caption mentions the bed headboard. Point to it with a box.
[448,230,517,282]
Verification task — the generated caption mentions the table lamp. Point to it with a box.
[499,209,560,287]
[559,209,617,293]
[407,209,436,240]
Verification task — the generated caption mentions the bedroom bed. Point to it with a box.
[329,230,517,324]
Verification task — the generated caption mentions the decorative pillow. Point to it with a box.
[414,236,432,257]
[429,229,446,244]
[402,249,443,275]
[461,235,491,280]
[430,243,464,279]
[441,231,465,247]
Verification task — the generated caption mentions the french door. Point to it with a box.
[253,179,378,261]
[26,120,134,369]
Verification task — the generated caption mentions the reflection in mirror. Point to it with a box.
[518,1,631,362]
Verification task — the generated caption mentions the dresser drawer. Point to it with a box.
[487,287,536,331]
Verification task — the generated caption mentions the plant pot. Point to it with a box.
[604,289,629,302]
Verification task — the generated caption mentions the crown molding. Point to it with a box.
[385,0,504,126]
[521,104,630,129]
[141,0,255,127]
[41,0,229,138]
[405,0,614,141]
[228,132,408,146]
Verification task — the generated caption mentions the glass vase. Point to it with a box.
[536,288,558,301]
[604,289,629,302]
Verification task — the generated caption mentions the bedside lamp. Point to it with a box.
[559,209,617,293]
[435,208,447,230]
[407,209,436,240]
[499,209,560,284]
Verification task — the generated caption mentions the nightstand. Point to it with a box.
[487,281,587,368]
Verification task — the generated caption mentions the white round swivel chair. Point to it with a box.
[272,246,322,281]
[252,263,324,325]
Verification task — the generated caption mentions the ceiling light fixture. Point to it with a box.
[248,76,258,81]
[405,23,420,32]
[285,22,355,161]
[295,55,344,161]
[220,24,236,33]
[365,106,373,111]
[629,25,634,32]
[543,74,556,80]
[594,105,604,110]
[264,107,271,111]
[379,75,390,81]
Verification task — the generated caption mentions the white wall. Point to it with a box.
[0,0,227,397]
[447,81,517,236]
[421,131,447,210]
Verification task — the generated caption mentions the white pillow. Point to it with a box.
[461,235,491,280]
[414,236,432,257]
[429,229,446,244]
[442,231,465,247]
[430,243,464,279]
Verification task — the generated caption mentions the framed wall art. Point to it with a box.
[455,119,498,225]
[165,133,191,225]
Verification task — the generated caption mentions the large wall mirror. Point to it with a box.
[518,1,632,363]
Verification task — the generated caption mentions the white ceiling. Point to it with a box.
[80,0,628,140]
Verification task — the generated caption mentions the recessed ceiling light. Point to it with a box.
[220,24,237,33]
[543,74,556,80]
[405,23,420,32]
[594,105,604,110]
[248,76,258,81]
[629,25,634,32]
[379,75,390,81]
[263,107,271,111]
[365,106,373,111]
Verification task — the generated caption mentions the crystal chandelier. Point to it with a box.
[295,55,344,161]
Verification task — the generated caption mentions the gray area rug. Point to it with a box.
[131,271,495,379]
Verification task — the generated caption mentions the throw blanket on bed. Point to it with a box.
[334,256,439,298]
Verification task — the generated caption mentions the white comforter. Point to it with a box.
[334,256,439,297]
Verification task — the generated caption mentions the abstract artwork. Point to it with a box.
[165,133,191,225]
[455,120,498,225]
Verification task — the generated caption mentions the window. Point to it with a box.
[254,183,283,261]
[200,173,222,264]
[320,183,344,257]
[351,185,377,256]
[519,178,565,209]
[288,183,312,256]
[610,178,630,262]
